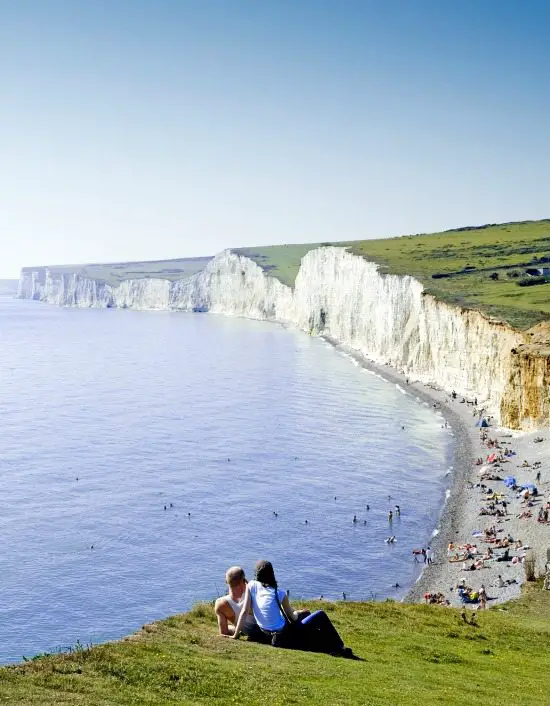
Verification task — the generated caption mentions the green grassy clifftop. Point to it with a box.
[236,219,550,330]
[2,583,549,705]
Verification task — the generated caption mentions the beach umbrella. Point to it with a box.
[521,483,537,491]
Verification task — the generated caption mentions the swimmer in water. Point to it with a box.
[388,510,393,523]
[353,515,357,523]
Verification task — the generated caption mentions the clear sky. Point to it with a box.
[1,0,549,276]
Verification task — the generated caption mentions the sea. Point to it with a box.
[0,296,452,663]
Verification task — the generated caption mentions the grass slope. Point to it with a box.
[237,220,550,330]
[21,258,213,287]
[2,582,549,705]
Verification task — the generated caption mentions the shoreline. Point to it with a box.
[322,336,550,607]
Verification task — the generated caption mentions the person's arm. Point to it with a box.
[281,593,310,622]
[232,585,251,639]
[214,598,235,636]
[281,593,299,621]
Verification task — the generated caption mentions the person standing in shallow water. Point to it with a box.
[232,560,353,657]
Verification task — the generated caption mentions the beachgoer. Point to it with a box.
[395,505,401,516]
[426,547,433,564]
[215,567,268,642]
[479,584,487,609]
[232,560,352,656]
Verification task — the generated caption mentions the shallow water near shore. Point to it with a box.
[0,297,452,663]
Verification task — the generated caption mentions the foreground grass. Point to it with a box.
[2,582,549,705]
[237,219,550,329]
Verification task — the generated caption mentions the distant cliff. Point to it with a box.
[0,279,18,296]
[19,247,548,430]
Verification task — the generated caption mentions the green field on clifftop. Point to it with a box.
[2,582,549,705]
[236,219,550,330]
[21,257,213,286]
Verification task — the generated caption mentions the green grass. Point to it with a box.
[236,220,550,330]
[21,257,213,287]
[2,582,550,705]
[234,244,326,287]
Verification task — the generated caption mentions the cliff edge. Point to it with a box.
[18,244,550,430]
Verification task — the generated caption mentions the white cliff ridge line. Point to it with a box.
[18,247,523,421]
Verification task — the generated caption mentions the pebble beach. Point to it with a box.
[329,339,550,608]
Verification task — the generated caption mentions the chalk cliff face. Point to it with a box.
[500,323,550,429]
[20,247,534,427]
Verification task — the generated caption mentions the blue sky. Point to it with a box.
[1,0,549,276]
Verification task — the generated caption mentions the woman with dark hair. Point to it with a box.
[232,560,352,656]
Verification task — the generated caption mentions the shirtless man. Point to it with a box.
[215,566,268,642]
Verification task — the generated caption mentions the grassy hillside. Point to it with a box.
[2,582,549,705]
[234,244,325,287]
[236,220,550,330]
[21,257,213,287]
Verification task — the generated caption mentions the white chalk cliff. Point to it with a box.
[19,247,532,427]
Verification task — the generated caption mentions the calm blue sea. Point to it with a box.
[0,297,452,663]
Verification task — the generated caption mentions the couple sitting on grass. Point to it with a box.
[215,560,353,658]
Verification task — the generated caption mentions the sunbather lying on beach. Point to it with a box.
[496,549,511,562]
[495,575,517,588]
[423,592,449,605]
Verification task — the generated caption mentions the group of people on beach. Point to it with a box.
[214,561,354,658]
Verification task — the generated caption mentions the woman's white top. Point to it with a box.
[248,580,287,632]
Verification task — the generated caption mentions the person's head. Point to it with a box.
[225,566,246,592]
[255,559,277,589]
